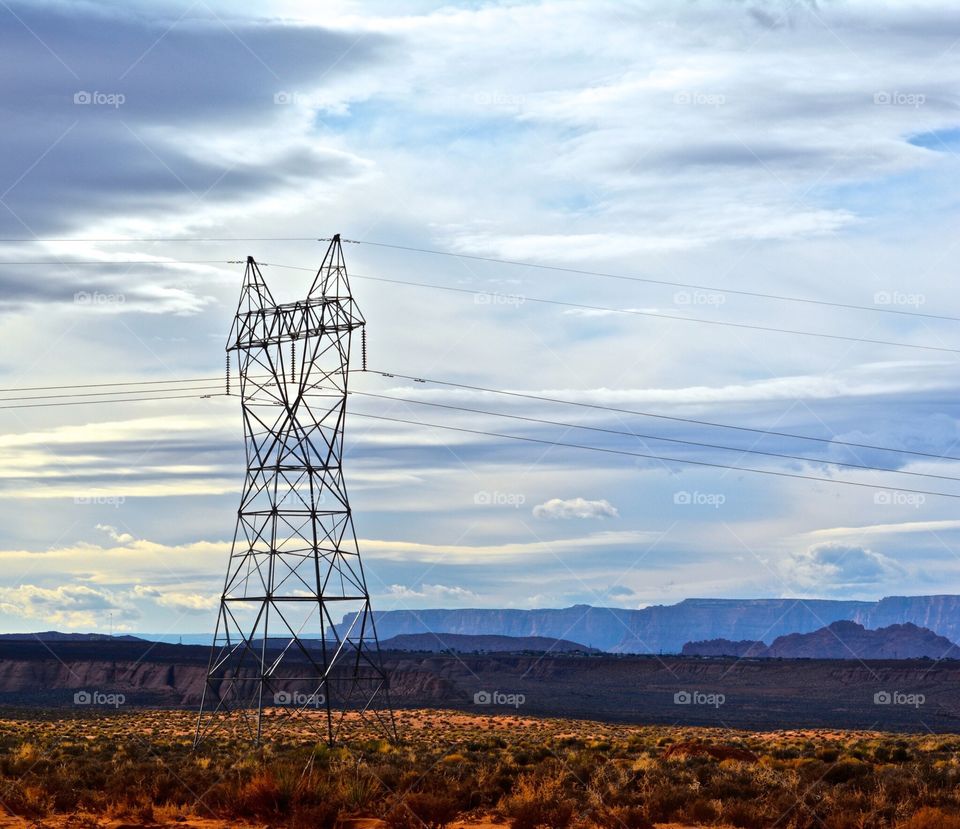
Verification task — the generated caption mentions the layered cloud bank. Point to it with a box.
[1,1,960,631]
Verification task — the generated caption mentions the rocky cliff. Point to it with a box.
[855,596,960,643]
[683,621,960,659]
[353,596,960,654]
[350,598,868,653]
[766,621,959,659]
[354,606,636,652]
[0,641,959,732]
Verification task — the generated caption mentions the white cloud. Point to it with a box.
[562,307,663,318]
[533,497,619,520]
[386,583,477,601]
[95,524,135,545]
[0,537,229,587]
[0,584,136,628]
[362,530,648,563]
[134,585,219,614]
[782,542,906,592]
[806,519,960,539]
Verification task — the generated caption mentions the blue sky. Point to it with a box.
[2,0,960,634]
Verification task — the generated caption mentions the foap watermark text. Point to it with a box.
[474,690,525,708]
[674,690,725,708]
[74,690,125,708]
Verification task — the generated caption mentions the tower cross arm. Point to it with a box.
[228,296,364,352]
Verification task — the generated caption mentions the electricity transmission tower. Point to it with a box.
[195,235,395,746]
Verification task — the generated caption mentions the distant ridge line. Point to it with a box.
[335,595,960,654]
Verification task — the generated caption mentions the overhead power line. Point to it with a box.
[356,369,960,464]
[0,260,231,265]
[0,384,225,403]
[0,372,955,497]
[333,238,960,324]
[349,411,960,501]
[0,255,954,353]
[0,238,319,243]
[348,389,960,483]
[0,392,227,410]
[0,369,956,466]
[264,263,960,355]
[2,235,952,323]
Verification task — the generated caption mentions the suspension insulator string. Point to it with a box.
[361,326,368,372]
[291,338,296,384]
[225,353,231,395]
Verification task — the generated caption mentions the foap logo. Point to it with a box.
[74,291,125,308]
[273,90,321,106]
[273,690,325,708]
[674,90,725,107]
[674,690,725,708]
[673,289,725,307]
[873,90,925,108]
[74,495,125,508]
[473,690,526,708]
[874,491,925,508]
[674,490,726,508]
[874,290,925,308]
[279,491,325,508]
[74,90,125,108]
[473,90,525,111]
[74,690,125,708]
[874,690,925,708]
[474,490,526,508]
[474,291,525,308]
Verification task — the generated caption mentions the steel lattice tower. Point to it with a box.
[195,235,396,746]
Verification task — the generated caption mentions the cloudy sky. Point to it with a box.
[2,0,960,634]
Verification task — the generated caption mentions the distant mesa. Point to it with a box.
[0,631,145,643]
[379,632,599,654]
[767,621,960,659]
[683,621,960,660]
[357,595,960,654]
[0,631,598,654]
[10,596,960,659]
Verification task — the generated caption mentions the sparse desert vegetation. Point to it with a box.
[0,709,958,827]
